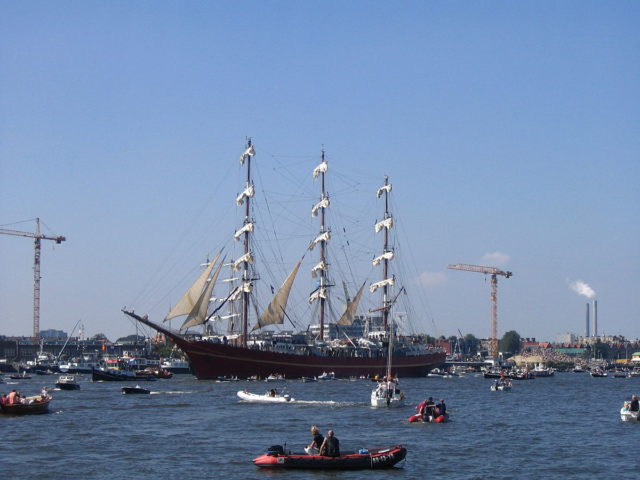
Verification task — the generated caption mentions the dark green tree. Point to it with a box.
[463,334,479,355]
[498,330,521,354]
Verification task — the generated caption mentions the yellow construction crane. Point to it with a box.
[0,218,66,338]
[447,263,513,359]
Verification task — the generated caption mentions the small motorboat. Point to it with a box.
[317,371,336,380]
[253,444,406,469]
[620,403,639,422]
[9,371,32,380]
[370,382,404,408]
[490,379,512,391]
[237,390,294,403]
[55,374,80,390]
[121,385,151,395]
[1,395,52,415]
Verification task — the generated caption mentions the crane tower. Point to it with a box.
[0,218,66,338]
[447,263,513,359]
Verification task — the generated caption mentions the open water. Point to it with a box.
[2,372,638,479]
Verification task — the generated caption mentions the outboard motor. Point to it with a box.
[267,445,285,456]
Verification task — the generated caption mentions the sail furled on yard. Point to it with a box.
[239,145,255,165]
[253,259,303,331]
[370,276,394,293]
[376,183,392,198]
[232,252,254,271]
[374,216,393,233]
[311,260,327,278]
[309,231,330,250]
[164,251,222,322]
[337,282,366,325]
[309,287,328,303]
[372,251,394,266]
[234,222,254,240]
[180,257,225,330]
[311,197,329,217]
[236,184,255,206]
[312,160,328,179]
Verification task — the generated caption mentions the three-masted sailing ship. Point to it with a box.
[123,140,444,379]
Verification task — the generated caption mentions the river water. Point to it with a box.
[2,372,638,479]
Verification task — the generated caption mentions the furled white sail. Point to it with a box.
[164,251,222,322]
[236,184,255,206]
[369,276,395,293]
[374,216,393,233]
[232,252,254,271]
[252,260,303,331]
[372,251,394,266]
[180,258,225,329]
[234,222,254,240]
[311,260,327,278]
[309,231,330,250]
[309,287,328,303]
[311,197,330,217]
[312,160,328,179]
[239,145,255,165]
[337,282,366,326]
[376,183,392,198]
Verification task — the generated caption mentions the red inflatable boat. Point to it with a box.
[253,445,407,469]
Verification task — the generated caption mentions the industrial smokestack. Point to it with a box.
[593,300,598,337]
[585,302,590,337]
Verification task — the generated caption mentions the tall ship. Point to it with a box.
[124,140,445,379]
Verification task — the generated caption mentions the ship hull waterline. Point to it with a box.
[124,311,445,379]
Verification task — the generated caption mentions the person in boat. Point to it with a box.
[416,397,428,414]
[630,395,639,412]
[421,397,436,421]
[319,430,340,457]
[269,389,277,397]
[436,399,446,417]
[305,426,324,455]
[8,389,18,405]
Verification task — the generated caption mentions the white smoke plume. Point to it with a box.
[570,280,596,299]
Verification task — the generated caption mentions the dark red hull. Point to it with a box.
[123,311,445,379]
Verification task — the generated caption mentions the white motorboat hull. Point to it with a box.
[370,389,404,408]
[620,407,639,423]
[490,384,512,391]
[237,390,294,403]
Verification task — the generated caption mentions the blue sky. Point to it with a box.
[1,1,638,342]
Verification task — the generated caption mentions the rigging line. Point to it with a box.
[130,162,235,309]
[0,217,38,228]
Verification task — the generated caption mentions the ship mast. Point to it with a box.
[381,176,391,331]
[370,177,395,332]
[237,138,255,347]
[310,151,330,341]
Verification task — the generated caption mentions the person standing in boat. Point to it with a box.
[630,395,639,412]
[436,399,447,416]
[305,426,324,455]
[319,430,340,457]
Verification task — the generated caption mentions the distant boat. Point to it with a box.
[590,368,608,377]
[55,375,80,390]
[237,389,294,403]
[160,359,191,375]
[92,368,155,382]
[122,385,151,395]
[9,371,32,380]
